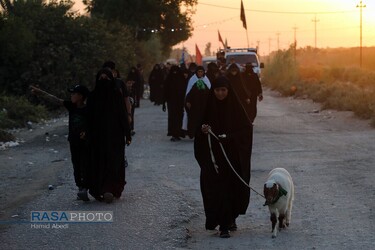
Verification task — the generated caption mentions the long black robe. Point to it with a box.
[87,68,130,200]
[226,63,253,124]
[184,69,211,139]
[128,67,142,107]
[148,64,165,104]
[164,66,187,138]
[241,67,263,122]
[194,76,253,231]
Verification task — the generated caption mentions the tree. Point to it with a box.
[0,0,135,95]
[83,0,197,56]
[204,42,211,57]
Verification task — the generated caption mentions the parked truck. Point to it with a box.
[216,47,264,76]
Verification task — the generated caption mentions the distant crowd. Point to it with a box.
[148,61,263,141]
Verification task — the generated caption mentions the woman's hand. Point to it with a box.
[201,124,211,134]
[186,102,191,109]
[80,132,86,140]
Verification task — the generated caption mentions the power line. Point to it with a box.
[194,25,359,34]
[195,15,238,28]
[199,2,356,15]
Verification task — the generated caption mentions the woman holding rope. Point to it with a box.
[194,76,253,238]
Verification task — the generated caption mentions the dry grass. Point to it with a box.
[262,46,375,126]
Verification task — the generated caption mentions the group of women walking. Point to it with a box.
[32,58,263,237]
[151,60,263,238]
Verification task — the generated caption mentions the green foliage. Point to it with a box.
[0,0,135,97]
[262,45,299,95]
[84,0,197,56]
[0,15,36,94]
[135,36,164,74]
[0,94,48,129]
[0,0,196,132]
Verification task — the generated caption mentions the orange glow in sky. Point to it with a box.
[178,0,375,56]
[73,0,375,56]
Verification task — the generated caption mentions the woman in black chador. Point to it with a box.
[128,66,142,107]
[183,66,211,139]
[87,68,131,203]
[241,63,263,123]
[226,63,252,123]
[205,62,220,83]
[148,64,165,105]
[194,76,253,238]
[162,65,187,141]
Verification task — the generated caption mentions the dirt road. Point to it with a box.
[0,89,374,249]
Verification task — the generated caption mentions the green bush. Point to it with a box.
[0,95,48,129]
[262,45,299,96]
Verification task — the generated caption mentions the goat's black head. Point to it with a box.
[263,181,279,206]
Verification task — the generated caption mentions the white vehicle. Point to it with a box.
[165,58,178,65]
[201,56,217,70]
[217,48,264,75]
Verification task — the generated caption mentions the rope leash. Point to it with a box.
[207,129,265,199]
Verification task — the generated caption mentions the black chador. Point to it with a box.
[87,68,131,200]
[226,63,252,124]
[182,66,211,139]
[148,64,165,105]
[241,64,263,122]
[194,76,252,234]
[163,66,187,140]
[194,76,253,233]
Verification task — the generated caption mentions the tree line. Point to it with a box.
[0,0,196,137]
[0,0,196,95]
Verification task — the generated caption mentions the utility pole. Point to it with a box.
[312,14,319,48]
[276,32,280,51]
[292,25,298,63]
[357,1,366,68]
[292,25,298,46]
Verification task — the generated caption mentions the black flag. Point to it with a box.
[240,0,247,30]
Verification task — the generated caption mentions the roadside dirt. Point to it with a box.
[0,118,70,220]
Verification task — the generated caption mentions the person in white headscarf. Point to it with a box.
[182,66,211,138]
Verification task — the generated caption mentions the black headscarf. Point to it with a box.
[206,62,220,83]
[203,76,249,136]
[149,64,164,82]
[195,65,205,75]
[127,67,140,83]
[164,65,187,137]
[188,62,198,78]
[87,68,130,199]
[164,65,186,103]
[148,64,165,104]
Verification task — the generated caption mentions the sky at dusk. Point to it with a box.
[73,0,375,56]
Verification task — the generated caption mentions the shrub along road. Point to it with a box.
[0,89,374,249]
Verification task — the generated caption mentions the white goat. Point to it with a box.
[263,168,294,238]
